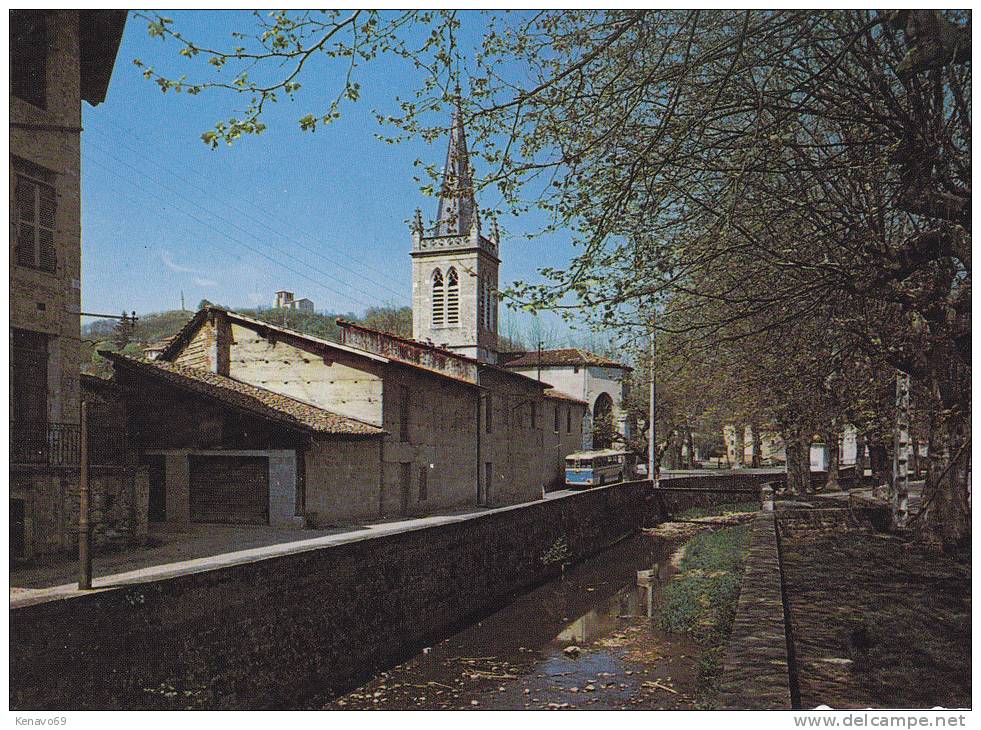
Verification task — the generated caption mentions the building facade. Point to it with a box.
[103,307,587,530]
[10,10,127,560]
[274,290,314,312]
[500,349,632,450]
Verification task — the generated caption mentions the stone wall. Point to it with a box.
[11,465,149,561]
[10,480,659,710]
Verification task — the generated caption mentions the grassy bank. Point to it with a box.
[655,524,752,705]
[675,501,759,520]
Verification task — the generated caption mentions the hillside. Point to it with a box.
[82,304,412,377]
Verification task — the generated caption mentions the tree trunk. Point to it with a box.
[733,425,744,468]
[684,426,696,469]
[824,427,840,492]
[868,440,893,490]
[750,422,763,467]
[908,432,920,479]
[918,364,971,552]
[855,431,868,481]
[784,428,807,497]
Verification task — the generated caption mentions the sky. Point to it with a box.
[80,10,585,344]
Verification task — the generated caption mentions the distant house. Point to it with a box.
[274,290,314,312]
[10,10,128,561]
[141,338,173,361]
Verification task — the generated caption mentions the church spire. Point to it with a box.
[435,101,476,236]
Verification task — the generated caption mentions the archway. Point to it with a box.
[592,392,615,450]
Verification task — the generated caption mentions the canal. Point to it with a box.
[314,527,710,710]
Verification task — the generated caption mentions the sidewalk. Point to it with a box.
[11,493,576,609]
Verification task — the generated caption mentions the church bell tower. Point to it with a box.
[411,105,500,363]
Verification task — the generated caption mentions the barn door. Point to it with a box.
[189,455,269,525]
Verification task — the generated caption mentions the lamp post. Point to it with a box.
[648,312,657,488]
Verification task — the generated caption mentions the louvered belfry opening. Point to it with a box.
[446,267,460,325]
[432,268,445,327]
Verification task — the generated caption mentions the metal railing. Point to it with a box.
[10,421,126,466]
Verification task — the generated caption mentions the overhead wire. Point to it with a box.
[84,118,410,298]
[82,139,408,310]
[81,151,383,311]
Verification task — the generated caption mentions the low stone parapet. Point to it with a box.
[715,513,794,709]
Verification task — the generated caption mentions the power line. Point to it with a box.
[81,151,384,311]
[83,139,404,309]
[85,119,410,298]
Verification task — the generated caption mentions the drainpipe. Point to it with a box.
[476,368,482,506]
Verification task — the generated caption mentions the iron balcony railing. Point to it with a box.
[10,421,127,466]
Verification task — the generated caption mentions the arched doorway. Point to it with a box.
[592,392,615,450]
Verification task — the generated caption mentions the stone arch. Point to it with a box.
[592,392,615,450]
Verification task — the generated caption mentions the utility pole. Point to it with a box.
[78,401,92,589]
[536,340,543,382]
[891,371,911,528]
[648,312,658,487]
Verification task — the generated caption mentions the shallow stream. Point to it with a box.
[317,530,705,710]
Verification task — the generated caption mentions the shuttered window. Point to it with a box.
[13,158,57,273]
[418,466,428,501]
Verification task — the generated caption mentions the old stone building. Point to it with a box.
[103,307,586,528]
[10,10,127,560]
[274,290,314,312]
[499,349,633,450]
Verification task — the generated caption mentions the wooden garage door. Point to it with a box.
[189,455,269,525]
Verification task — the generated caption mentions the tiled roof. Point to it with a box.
[102,352,384,437]
[500,348,631,370]
[543,388,588,405]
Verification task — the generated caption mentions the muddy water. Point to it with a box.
[318,531,704,710]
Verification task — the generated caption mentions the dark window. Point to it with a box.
[399,462,412,514]
[485,394,493,434]
[13,158,57,273]
[399,385,410,441]
[553,405,560,433]
[418,466,428,501]
[10,11,47,108]
[12,329,48,422]
[566,408,572,433]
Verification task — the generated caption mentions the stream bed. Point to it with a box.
[317,529,708,710]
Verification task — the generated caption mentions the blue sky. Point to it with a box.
[80,10,585,344]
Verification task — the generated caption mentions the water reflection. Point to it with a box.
[555,564,669,644]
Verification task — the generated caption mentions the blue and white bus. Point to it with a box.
[565,449,629,488]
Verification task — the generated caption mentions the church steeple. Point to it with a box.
[410,104,500,364]
[434,103,476,236]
